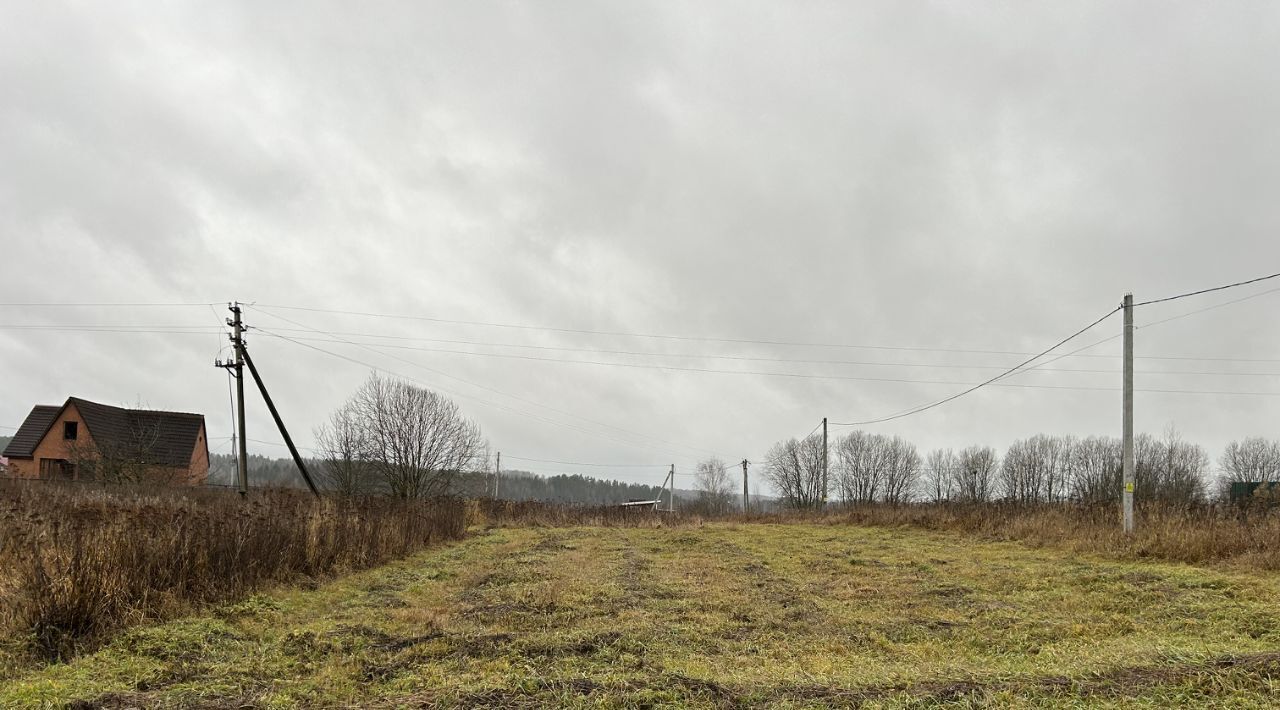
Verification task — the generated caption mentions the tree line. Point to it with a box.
[750,428,1280,508]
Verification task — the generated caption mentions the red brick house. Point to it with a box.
[2,397,209,484]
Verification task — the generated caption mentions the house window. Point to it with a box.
[64,421,78,440]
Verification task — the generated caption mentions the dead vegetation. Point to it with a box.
[0,478,467,664]
[0,480,696,672]
[6,523,1280,708]
[748,500,1280,569]
[469,497,699,527]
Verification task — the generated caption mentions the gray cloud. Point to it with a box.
[1,1,1278,487]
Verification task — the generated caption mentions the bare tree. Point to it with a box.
[316,373,488,498]
[955,446,997,503]
[763,434,826,508]
[924,449,959,502]
[1000,434,1071,503]
[1133,426,1207,504]
[1069,435,1121,504]
[833,430,886,503]
[831,431,919,504]
[880,436,920,504]
[67,416,179,484]
[315,400,371,496]
[693,457,735,514]
[1218,437,1280,499]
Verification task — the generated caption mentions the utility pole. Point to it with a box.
[1122,293,1135,534]
[215,304,319,497]
[494,451,501,499]
[821,417,829,509]
[668,464,676,513]
[742,459,749,513]
[215,303,249,497]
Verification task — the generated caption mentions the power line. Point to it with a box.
[250,332,1280,394]
[1134,271,1280,307]
[258,327,1061,366]
[251,300,1280,365]
[259,332,1280,378]
[246,307,720,459]
[0,302,220,307]
[250,303,1125,356]
[501,455,674,469]
[246,437,320,454]
[0,324,218,329]
[0,325,222,334]
[832,305,1123,427]
[1001,283,1280,383]
[251,326,716,461]
[1139,285,1280,330]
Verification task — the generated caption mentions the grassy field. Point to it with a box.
[5,522,1280,708]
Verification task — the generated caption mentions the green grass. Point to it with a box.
[5,523,1280,708]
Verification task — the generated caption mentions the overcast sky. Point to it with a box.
[2,2,1278,490]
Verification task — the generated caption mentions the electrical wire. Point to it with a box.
[246,307,720,459]
[0,302,221,307]
[250,331,1280,395]
[0,327,221,333]
[501,455,674,468]
[259,332,1280,378]
[1139,285,1280,330]
[250,303,1120,356]
[251,326,714,461]
[1134,271,1280,307]
[832,305,1123,427]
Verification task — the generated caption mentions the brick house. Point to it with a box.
[2,397,209,484]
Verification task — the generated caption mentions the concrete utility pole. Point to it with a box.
[668,464,676,512]
[494,451,501,499]
[742,459,749,513]
[821,417,829,509]
[1122,293,1135,534]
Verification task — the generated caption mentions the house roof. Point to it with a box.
[1,397,206,467]
[2,405,61,459]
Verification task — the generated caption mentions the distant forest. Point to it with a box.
[207,453,676,504]
[0,435,11,453]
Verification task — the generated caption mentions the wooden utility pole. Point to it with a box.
[215,303,250,497]
[821,417,829,509]
[494,451,501,499]
[1122,293,1135,534]
[216,304,319,497]
[742,459,749,513]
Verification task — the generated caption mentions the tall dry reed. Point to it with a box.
[0,479,466,660]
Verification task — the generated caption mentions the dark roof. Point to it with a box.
[1,397,206,467]
[2,405,62,459]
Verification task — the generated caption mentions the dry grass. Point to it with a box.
[0,479,467,666]
[6,523,1280,708]
[769,501,1280,569]
[469,497,700,528]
